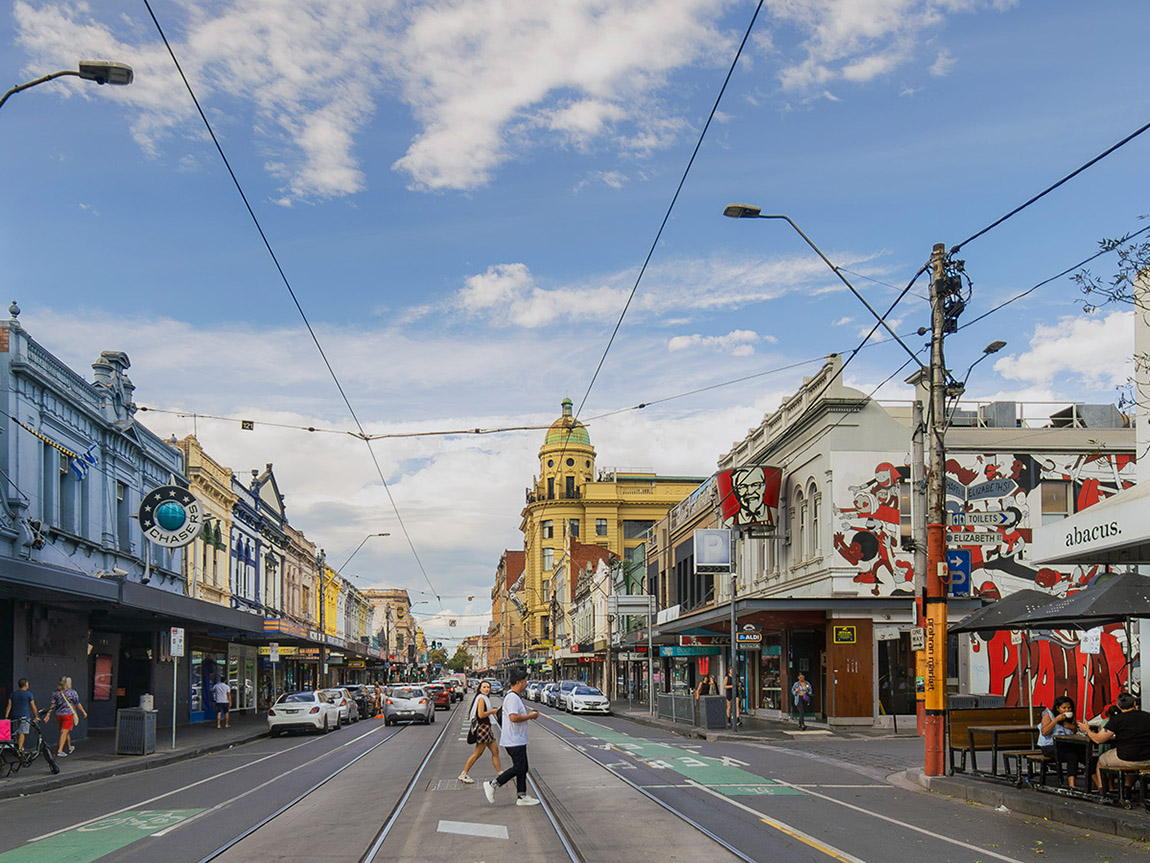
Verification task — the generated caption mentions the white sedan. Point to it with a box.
[268,690,340,736]
[321,688,357,725]
[567,685,610,715]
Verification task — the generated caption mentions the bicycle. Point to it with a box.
[0,710,60,776]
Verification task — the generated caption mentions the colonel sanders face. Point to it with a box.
[732,468,770,519]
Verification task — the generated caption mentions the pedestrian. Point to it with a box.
[724,667,740,725]
[5,678,38,752]
[695,673,715,700]
[483,667,540,806]
[459,679,503,784]
[374,681,383,717]
[792,672,813,730]
[1084,692,1150,792]
[213,677,232,729]
[50,676,86,756]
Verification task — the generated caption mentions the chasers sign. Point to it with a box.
[139,485,204,548]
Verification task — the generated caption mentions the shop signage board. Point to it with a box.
[661,645,723,657]
[735,631,762,644]
[833,626,856,644]
[138,486,203,548]
[680,635,730,646]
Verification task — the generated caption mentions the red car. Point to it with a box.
[425,683,451,710]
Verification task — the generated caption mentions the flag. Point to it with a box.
[69,443,99,481]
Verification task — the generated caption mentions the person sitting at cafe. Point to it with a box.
[1084,692,1150,792]
[1037,696,1081,787]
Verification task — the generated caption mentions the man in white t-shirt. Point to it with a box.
[483,667,540,806]
[213,679,232,729]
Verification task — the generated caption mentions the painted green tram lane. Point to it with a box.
[549,714,804,797]
[0,809,203,863]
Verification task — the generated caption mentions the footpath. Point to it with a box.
[2,700,1148,842]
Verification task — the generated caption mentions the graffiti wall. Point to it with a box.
[829,449,1138,703]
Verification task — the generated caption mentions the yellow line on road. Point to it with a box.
[685,779,865,863]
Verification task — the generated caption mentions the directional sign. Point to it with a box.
[947,508,1020,528]
[946,530,1000,545]
[945,549,972,597]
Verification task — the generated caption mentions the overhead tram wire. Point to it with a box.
[951,117,1150,254]
[573,0,766,425]
[143,2,441,608]
[958,223,1150,333]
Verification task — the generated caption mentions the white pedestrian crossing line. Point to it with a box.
[437,820,509,840]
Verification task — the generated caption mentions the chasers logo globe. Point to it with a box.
[139,485,204,548]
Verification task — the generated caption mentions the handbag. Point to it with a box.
[466,716,479,745]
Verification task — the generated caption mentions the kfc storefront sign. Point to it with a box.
[716,466,783,530]
[680,635,730,646]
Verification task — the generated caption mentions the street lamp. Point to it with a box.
[1,60,134,111]
[335,532,390,575]
[722,203,922,366]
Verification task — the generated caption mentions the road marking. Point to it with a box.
[29,725,391,843]
[437,820,508,840]
[0,810,203,863]
[686,780,865,863]
[770,778,1026,863]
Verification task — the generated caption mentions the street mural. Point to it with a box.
[830,450,1138,704]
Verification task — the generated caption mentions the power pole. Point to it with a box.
[924,243,950,775]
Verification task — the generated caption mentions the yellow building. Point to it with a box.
[519,399,705,659]
[175,435,237,606]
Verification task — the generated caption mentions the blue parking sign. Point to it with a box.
[946,549,972,597]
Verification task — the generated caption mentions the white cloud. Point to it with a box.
[930,48,956,76]
[994,311,1133,390]
[767,0,1011,93]
[668,330,767,356]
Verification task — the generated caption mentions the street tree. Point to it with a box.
[446,646,472,671]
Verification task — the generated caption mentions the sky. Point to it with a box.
[3,0,1148,651]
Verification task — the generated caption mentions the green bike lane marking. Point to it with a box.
[550,714,804,797]
[0,809,203,863]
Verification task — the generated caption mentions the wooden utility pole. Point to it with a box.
[924,243,950,775]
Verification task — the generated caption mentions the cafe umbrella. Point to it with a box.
[950,589,1062,725]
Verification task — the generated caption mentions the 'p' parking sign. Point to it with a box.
[694,529,732,572]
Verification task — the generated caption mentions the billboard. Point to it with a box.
[716,466,783,529]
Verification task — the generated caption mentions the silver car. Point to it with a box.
[383,685,435,725]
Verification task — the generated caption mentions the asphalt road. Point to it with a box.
[0,698,1145,863]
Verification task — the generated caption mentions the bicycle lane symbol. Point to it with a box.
[0,809,203,863]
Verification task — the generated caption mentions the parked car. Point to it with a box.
[322,687,360,725]
[541,682,560,706]
[343,684,373,718]
[425,683,452,711]
[524,681,541,701]
[383,686,435,725]
[268,690,340,736]
[556,680,581,710]
[567,685,610,715]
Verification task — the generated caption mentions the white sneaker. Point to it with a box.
[483,779,497,804]
[516,795,541,806]
[458,772,474,784]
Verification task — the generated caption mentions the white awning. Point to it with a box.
[1030,482,1150,565]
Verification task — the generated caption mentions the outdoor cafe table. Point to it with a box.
[967,724,1038,777]
[1052,732,1099,793]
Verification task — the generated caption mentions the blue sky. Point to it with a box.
[3,0,1148,649]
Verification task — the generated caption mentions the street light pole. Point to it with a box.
[1,61,133,111]
[316,548,327,689]
[335,532,390,575]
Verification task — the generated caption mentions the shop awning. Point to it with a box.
[1031,482,1150,565]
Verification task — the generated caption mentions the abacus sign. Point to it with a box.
[139,485,204,548]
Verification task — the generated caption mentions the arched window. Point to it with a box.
[810,483,821,556]
[794,488,806,561]
[806,482,818,558]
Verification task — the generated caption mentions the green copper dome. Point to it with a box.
[545,398,591,446]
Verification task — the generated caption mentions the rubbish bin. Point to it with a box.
[116,708,157,755]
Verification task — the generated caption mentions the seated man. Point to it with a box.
[1084,693,1150,792]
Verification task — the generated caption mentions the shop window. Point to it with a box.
[878,633,915,716]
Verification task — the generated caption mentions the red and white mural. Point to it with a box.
[830,449,1138,704]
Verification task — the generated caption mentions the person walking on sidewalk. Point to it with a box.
[791,672,812,730]
[695,673,715,700]
[724,668,740,726]
[213,678,232,729]
[50,677,86,757]
[483,668,540,806]
[5,678,38,752]
[459,679,503,784]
